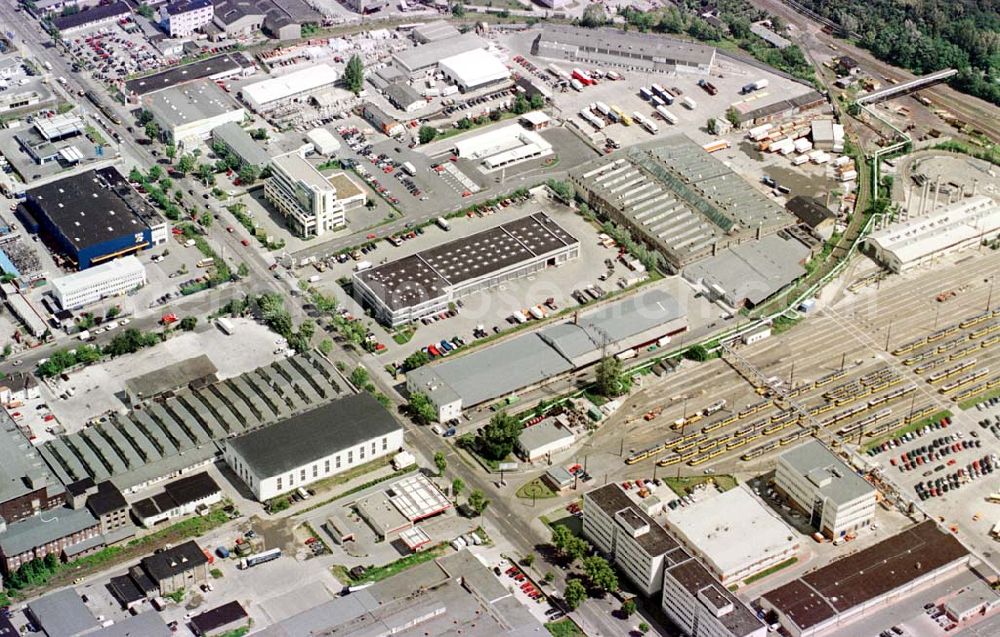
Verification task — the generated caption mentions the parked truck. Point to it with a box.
[740,79,769,94]
[401,161,416,176]
[436,216,450,231]
[697,79,718,95]
[215,317,235,335]
[239,548,281,569]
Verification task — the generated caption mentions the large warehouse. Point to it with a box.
[354,212,579,327]
[392,32,487,77]
[142,79,245,146]
[760,521,969,637]
[123,53,254,99]
[23,167,166,270]
[224,393,404,501]
[438,48,510,92]
[865,195,1000,273]
[240,64,340,113]
[570,137,794,272]
[533,25,716,75]
[406,288,687,420]
[50,255,147,310]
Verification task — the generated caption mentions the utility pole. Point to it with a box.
[987,278,995,312]
[884,320,893,352]
[840,351,846,372]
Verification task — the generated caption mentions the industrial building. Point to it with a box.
[663,486,798,584]
[15,113,87,166]
[240,64,340,113]
[760,521,970,637]
[582,484,765,637]
[139,540,210,595]
[354,212,579,327]
[124,354,219,405]
[865,195,1000,273]
[570,137,794,272]
[453,124,553,171]
[224,393,404,501]
[142,79,245,147]
[392,33,487,77]
[161,0,215,37]
[124,53,255,99]
[406,288,687,420]
[39,352,345,494]
[355,473,451,539]
[411,21,460,44]
[52,1,130,35]
[517,414,575,461]
[682,233,810,308]
[786,196,837,240]
[211,121,270,169]
[23,167,166,269]
[265,151,365,237]
[438,49,511,92]
[50,255,147,310]
[362,103,404,137]
[384,82,425,113]
[774,440,877,539]
[130,471,222,527]
[533,25,716,75]
[305,128,340,156]
[190,601,250,637]
[730,91,826,127]
[26,590,101,637]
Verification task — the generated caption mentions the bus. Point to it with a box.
[196,257,215,268]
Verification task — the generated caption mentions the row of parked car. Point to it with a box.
[866,415,952,456]
[890,431,980,473]
[914,453,997,500]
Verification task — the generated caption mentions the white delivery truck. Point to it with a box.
[402,162,416,176]
[216,317,235,335]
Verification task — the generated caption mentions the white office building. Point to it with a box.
[774,440,877,538]
[264,151,364,237]
[161,0,214,38]
[50,255,147,310]
[662,559,767,637]
[664,485,798,584]
[866,195,1000,273]
[582,484,679,596]
[224,393,404,501]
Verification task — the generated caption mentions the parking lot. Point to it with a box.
[64,20,165,84]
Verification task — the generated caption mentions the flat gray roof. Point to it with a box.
[393,33,486,73]
[518,417,573,452]
[0,506,98,557]
[408,288,685,408]
[90,611,172,637]
[412,21,461,43]
[143,79,241,128]
[0,414,63,510]
[27,589,99,637]
[536,24,716,68]
[212,121,270,167]
[683,233,809,306]
[226,393,402,478]
[780,440,874,505]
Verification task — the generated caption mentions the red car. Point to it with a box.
[241,239,250,246]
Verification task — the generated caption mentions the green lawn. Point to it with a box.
[331,542,448,585]
[516,478,557,500]
[742,557,798,585]
[862,410,952,452]
[546,619,585,637]
[664,475,738,497]
[392,327,415,345]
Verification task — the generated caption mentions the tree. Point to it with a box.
[511,94,530,115]
[580,4,606,28]
[344,54,365,95]
[138,110,154,125]
[725,107,741,127]
[546,179,574,202]
[595,355,625,397]
[638,622,650,634]
[147,165,163,182]
[196,163,215,185]
[478,411,521,461]
[564,579,587,610]
[165,144,177,162]
[451,478,464,500]
[529,93,544,110]
[433,451,447,476]
[138,3,154,18]
[551,524,573,555]
[685,344,711,362]
[179,316,198,331]
[418,125,437,145]
[467,489,489,517]
[521,553,535,567]
[177,154,196,174]
[238,164,259,185]
[451,2,465,17]
[407,392,437,425]
[144,120,160,141]
[237,262,250,278]
[402,350,431,371]
[706,117,719,135]
[298,320,316,341]
[319,338,333,355]
[349,365,369,388]
[199,211,213,228]
[564,535,590,563]
[582,555,618,593]
[621,598,637,617]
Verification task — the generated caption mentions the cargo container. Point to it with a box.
[792,154,809,166]
[839,169,857,181]
[635,113,658,134]
[571,68,594,85]
[794,138,813,154]
[748,124,773,141]
[702,140,731,153]
[639,87,653,101]
[681,96,696,110]
[595,101,610,116]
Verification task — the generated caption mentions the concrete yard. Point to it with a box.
[41,318,288,432]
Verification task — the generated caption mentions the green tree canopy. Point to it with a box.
[344,54,365,95]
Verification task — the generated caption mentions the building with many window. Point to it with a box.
[50,255,147,310]
[161,0,215,37]
[774,440,877,539]
[224,393,404,501]
[264,151,365,237]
